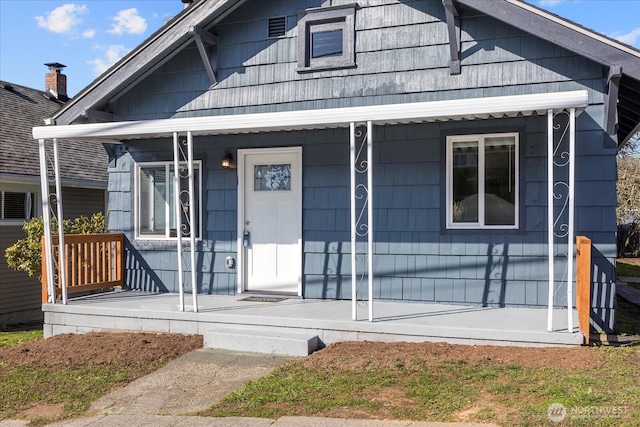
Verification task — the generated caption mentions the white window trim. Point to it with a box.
[134,160,203,241]
[446,132,519,230]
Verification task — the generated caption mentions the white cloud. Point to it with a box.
[539,0,565,5]
[88,45,130,75]
[82,29,96,39]
[615,28,640,46]
[108,8,147,35]
[34,4,88,34]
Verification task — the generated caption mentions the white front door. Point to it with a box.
[238,147,302,294]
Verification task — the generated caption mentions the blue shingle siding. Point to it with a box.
[103,0,617,330]
[111,0,604,121]
[106,117,614,313]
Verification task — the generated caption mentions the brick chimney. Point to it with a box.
[44,62,68,101]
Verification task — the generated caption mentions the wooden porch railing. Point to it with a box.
[576,235,592,345]
[42,233,124,303]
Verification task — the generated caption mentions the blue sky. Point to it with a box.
[1,0,639,97]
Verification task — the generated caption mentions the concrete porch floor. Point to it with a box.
[42,290,583,349]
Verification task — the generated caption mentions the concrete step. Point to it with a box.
[203,327,319,356]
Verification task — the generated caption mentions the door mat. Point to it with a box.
[239,296,287,303]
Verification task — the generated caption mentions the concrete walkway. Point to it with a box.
[597,277,640,346]
[617,276,640,306]
[0,348,496,427]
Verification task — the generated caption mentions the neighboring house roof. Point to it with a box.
[45,0,640,145]
[0,81,108,189]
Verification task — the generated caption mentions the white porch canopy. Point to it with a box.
[34,90,588,333]
[34,91,587,141]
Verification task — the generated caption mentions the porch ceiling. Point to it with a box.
[33,90,589,142]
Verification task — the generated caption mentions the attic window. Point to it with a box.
[312,30,343,58]
[268,17,286,38]
[297,4,356,72]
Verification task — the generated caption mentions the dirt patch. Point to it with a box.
[301,341,604,371]
[16,403,65,420]
[454,393,511,423]
[1,333,601,371]
[0,331,203,368]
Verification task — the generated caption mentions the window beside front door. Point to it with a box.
[135,161,202,240]
[446,133,519,229]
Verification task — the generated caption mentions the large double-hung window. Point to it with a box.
[135,161,202,239]
[446,133,519,229]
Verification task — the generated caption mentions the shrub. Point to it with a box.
[4,212,106,280]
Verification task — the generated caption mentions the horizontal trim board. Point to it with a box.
[33,90,588,141]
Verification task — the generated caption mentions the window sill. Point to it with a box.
[447,225,519,230]
[0,220,30,226]
[296,62,356,73]
[134,236,203,245]
[442,227,524,236]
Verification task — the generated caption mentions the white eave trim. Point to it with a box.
[33,90,589,141]
[505,0,640,59]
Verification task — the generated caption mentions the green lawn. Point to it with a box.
[0,360,162,425]
[199,258,640,425]
[0,328,43,350]
[0,328,130,425]
[200,345,640,426]
[617,258,640,278]
[0,329,199,426]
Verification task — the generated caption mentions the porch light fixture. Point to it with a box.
[221,149,233,169]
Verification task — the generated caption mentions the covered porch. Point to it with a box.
[34,90,592,348]
[43,290,583,355]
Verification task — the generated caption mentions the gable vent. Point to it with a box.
[268,16,286,38]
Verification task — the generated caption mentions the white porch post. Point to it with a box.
[349,122,374,322]
[38,139,55,304]
[366,121,374,322]
[350,123,357,320]
[547,110,554,331]
[567,107,576,332]
[172,132,185,312]
[52,138,68,304]
[187,131,198,312]
[547,107,577,333]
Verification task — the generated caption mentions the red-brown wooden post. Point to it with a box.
[576,236,592,345]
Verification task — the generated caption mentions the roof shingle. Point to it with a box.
[0,81,108,186]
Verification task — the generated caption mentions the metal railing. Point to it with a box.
[42,233,124,303]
